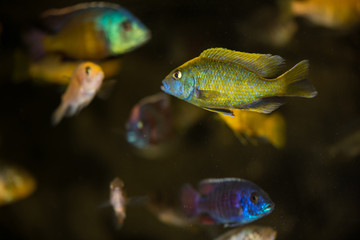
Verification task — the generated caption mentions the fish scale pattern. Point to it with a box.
[191,58,281,108]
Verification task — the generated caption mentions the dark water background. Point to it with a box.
[0,0,360,239]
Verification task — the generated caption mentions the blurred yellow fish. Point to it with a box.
[0,165,36,206]
[219,109,286,148]
[110,177,126,228]
[291,0,360,29]
[29,55,121,85]
[52,62,104,125]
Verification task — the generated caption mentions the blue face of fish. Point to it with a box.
[237,184,275,224]
[126,104,151,149]
[161,67,195,100]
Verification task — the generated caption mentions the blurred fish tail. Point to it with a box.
[12,49,30,83]
[264,113,286,149]
[23,28,47,60]
[281,60,317,98]
[52,102,67,126]
[181,184,200,218]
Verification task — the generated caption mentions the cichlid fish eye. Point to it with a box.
[85,66,91,76]
[250,192,259,204]
[122,20,132,31]
[172,70,182,80]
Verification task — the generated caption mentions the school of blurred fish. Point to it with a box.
[4,0,360,239]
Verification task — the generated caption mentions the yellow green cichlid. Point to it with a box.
[161,48,317,116]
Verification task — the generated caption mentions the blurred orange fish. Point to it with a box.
[52,62,104,125]
[219,109,286,148]
[0,165,36,206]
[110,177,126,228]
[291,0,360,29]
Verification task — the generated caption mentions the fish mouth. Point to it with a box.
[263,202,275,214]
[161,80,169,93]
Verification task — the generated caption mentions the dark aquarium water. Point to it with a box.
[0,0,359,240]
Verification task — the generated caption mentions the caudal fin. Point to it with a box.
[52,103,68,126]
[180,184,200,218]
[281,60,317,98]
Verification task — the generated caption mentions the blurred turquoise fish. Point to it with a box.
[161,48,317,116]
[27,2,151,59]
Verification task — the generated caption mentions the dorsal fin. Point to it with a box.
[200,48,285,78]
[198,178,245,195]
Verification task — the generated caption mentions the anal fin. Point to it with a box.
[196,213,218,225]
[224,221,242,228]
[202,107,234,116]
[238,97,285,114]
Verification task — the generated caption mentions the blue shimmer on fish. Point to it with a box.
[181,178,274,227]
[126,92,173,149]
[161,48,317,116]
[27,2,151,59]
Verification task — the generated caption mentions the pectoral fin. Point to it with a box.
[202,107,234,116]
[238,97,285,114]
[195,88,227,100]
[224,221,241,228]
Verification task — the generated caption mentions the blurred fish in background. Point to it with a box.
[25,2,151,60]
[181,178,274,227]
[52,61,104,125]
[126,92,174,150]
[161,48,317,116]
[214,225,277,240]
[291,0,360,29]
[237,0,298,48]
[0,164,36,206]
[219,110,286,149]
[110,177,127,228]
[14,53,122,84]
[146,191,196,229]
[329,128,360,159]
[126,92,206,159]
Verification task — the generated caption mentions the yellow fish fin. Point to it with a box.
[202,107,234,116]
[195,88,227,100]
[279,60,317,98]
[200,48,285,78]
[234,133,248,145]
[264,113,286,149]
[239,97,285,114]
